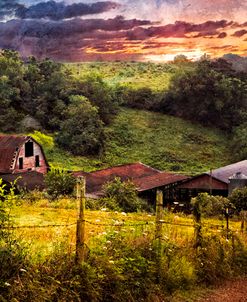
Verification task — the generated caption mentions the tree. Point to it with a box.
[55,95,104,156]
[229,187,247,213]
[44,169,76,200]
[163,60,247,131]
[72,74,118,124]
[24,57,72,130]
[0,50,26,131]
[103,177,144,212]
[173,54,190,64]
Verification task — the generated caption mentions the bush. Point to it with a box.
[44,169,76,200]
[103,177,146,212]
[229,187,247,213]
[191,193,232,218]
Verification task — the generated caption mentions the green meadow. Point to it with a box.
[31,108,232,174]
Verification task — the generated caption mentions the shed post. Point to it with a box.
[75,176,86,265]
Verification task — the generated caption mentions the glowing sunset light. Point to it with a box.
[0,0,246,61]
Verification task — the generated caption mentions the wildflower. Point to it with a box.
[103,246,107,250]
[4,282,11,287]
[121,212,127,216]
[109,260,114,264]
[101,208,107,211]
[106,240,111,244]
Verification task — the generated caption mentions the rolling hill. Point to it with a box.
[31,108,233,175]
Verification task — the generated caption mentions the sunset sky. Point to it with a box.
[0,0,246,61]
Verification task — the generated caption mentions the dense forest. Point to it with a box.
[1,49,247,161]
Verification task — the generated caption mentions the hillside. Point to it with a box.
[67,61,192,91]
[32,108,232,175]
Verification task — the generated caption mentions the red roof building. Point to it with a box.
[73,162,189,202]
[0,135,49,175]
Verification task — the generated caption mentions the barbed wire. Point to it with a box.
[1,218,242,232]
[0,222,76,229]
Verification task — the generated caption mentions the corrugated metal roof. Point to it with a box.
[207,160,247,184]
[73,162,160,193]
[0,135,27,173]
[133,172,189,192]
[1,171,45,190]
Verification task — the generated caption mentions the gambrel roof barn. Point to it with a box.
[0,135,49,175]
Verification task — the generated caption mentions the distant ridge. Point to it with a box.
[222,53,247,72]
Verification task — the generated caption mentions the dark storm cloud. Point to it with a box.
[232,29,247,37]
[0,16,152,39]
[0,0,24,20]
[16,1,120,20]
[0,15,244,61]
[127,20,233,40]
[217,32,227,38]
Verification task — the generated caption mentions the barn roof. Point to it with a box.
[0,171,45,190]
[73,162,161,194]
[0,135,49,174]
[0,135,28,173]
[133,172,189,192]
[207,160,247,184]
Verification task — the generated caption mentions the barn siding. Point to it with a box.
[178,174,227,190]
[13,138,48,174]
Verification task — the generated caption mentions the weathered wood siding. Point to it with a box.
[178,174,228,190]
[13,138,48,174]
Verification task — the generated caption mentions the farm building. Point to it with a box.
[0,135,49,190]
[74,160,247,208]
[175,160,247,205]
[73,162,189,203]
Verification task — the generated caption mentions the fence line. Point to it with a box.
[0,222,77,229]
[1,218,244,231]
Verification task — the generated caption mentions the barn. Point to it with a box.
[0,135,49,190]
[73,162,189,203]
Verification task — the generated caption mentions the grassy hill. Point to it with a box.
[67,61,192,91]
[31,108,232,175]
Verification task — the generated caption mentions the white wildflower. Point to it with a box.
[20,268,27,273]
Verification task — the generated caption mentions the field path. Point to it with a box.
[199,278,247,302]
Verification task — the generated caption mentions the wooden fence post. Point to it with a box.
[75,176,86,265]
[155,190,164,239]
[155,190,163,282]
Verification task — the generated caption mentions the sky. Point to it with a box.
[0,0,246,62]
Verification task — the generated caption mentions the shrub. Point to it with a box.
[229,187,247,213]
[44,169,76,200]
[191,193,232,218]
[103,177,146,212]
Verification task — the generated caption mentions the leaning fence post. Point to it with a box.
[75,176,86,265]
[155,190,163,282]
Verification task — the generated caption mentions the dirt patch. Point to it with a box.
[199,278,247,302]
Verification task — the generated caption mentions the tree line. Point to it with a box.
[1,49,247,159]
[0,50,118,155]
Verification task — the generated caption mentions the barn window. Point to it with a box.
[19,158,23,169]
[25,141,34,157]
[35,155,40,167]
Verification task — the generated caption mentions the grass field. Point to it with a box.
[10,201,243,258]
[67,61,190,91]
[31,108,233,174]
